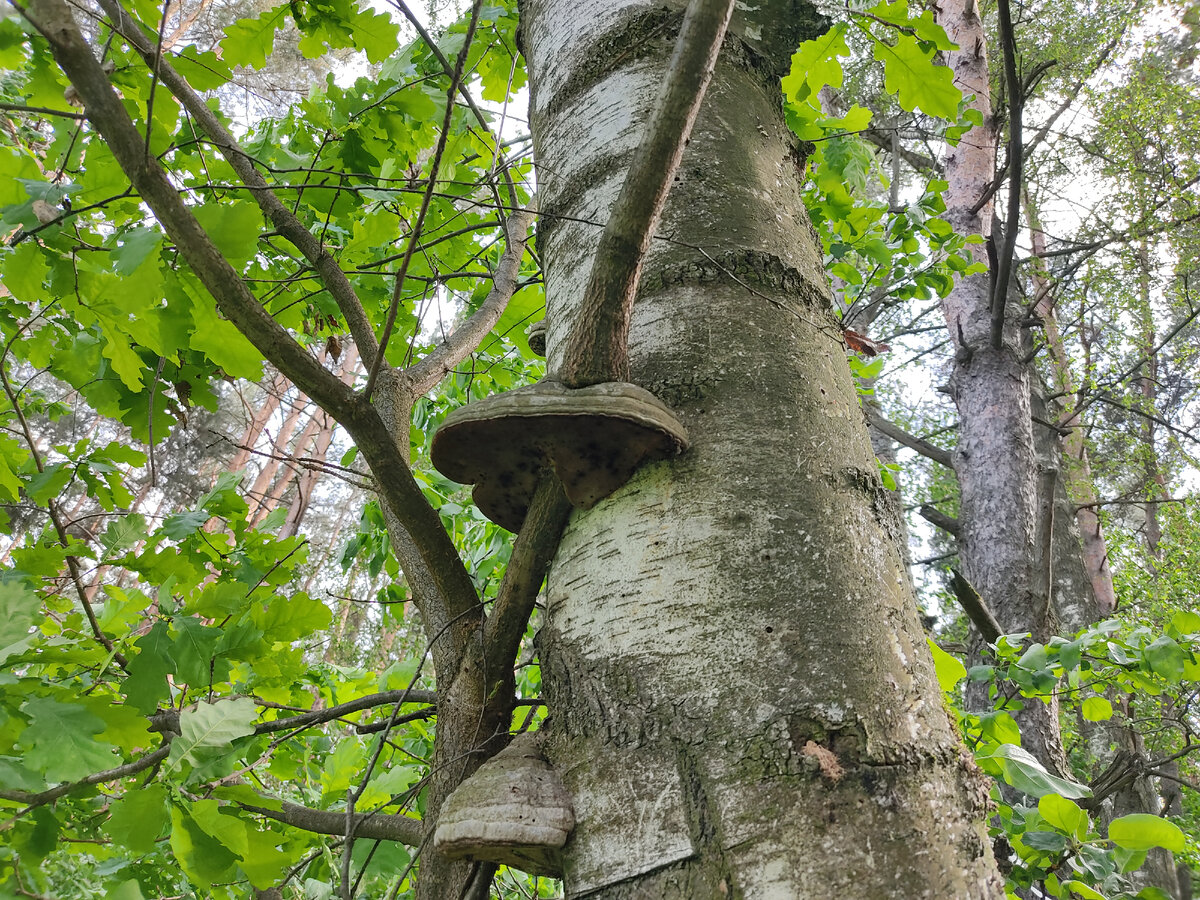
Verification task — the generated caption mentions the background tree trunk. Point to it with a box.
[523,1,1004,895]
[936,0,1072,776]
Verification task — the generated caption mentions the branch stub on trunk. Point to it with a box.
[430,380,688,531]
[432,731,575,876]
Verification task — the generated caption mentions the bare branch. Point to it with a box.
[919,504,961,538]
[0,357,128,669]
[253,689,438,735]
[0,102,85,119]
[949,569,1003,644]
[558,0,735,386]
[402,205,535,396]
[989,0,1022,351]
[484,476,571,677]
[859,126,941,175]
[239,800,422,846]
[0,745,170,809]
[863,407,955,469]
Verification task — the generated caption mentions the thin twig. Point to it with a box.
[364,0,485,401]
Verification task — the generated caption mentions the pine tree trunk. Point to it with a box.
[228,370,290,475]
[935,0,1071,776]
[523,2,1003,895]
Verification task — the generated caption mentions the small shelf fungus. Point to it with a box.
[526,320,547,357]
[430,380,688,532]
[433,731,575,877]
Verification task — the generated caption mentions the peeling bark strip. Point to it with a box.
[523,0,1004,895]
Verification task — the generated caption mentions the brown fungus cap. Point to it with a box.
[431,380,689,532]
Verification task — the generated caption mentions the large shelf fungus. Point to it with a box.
[430,0,731,532]
[432,732,575,877]
[430,380,688,532]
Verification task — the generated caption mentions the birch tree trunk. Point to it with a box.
[523,2,1003,895]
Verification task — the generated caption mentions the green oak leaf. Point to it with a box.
[177,275,265,381]
[1063,882,1107,900]
[170,617,228,686]
[111,226,163,275]
[18,696,118,783]
[171,46,233,90]
[347,4,400,63]
[873,34,961,118]
[121,622,175,714]
[167,696,257,772]
[0,579,42,663]
[783,23,849,103]
[191,201,264,269]
[169,803,240,887]
[106,783,169,853]
[221,5,286,69]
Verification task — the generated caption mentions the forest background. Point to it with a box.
[1,0,1200,897]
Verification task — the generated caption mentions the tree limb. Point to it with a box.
[861,127,940,175]
[253,689,439,735]
[558,0,735,386]
[0,102,85,119]
[949,569,1003,644]
[919,504,960,537]
[989,0,1022,351]
[0,745,170,809]
[863,407,955,469]
[239,800,422,846]
[483,476,571,677]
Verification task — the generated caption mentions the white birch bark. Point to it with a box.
[523,1,1004,895]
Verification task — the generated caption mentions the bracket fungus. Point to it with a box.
[433,731,575,877]
[431,380,688,532]
[526,320,546,357]
[430,0,727,531]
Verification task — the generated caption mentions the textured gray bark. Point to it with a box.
[523,1,1004,895]
[935,0,1078,778]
